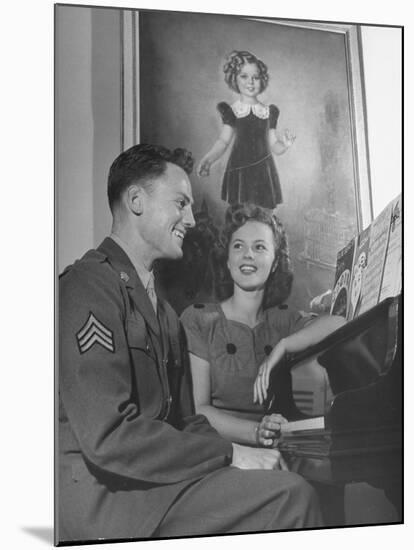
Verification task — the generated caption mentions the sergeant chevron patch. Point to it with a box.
[76,312,115,354]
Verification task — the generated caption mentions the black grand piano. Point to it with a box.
[266,295,402,526]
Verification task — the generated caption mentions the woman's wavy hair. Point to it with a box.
[223,50,269,94]
[215,203,293,309]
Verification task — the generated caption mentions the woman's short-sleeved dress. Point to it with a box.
[180,303,312,417]
[218,100,282,209]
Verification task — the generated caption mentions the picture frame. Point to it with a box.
[120,10,375,313]
[54,4,401,546]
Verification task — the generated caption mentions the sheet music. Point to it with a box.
[348,226,371,320]
[281,416,325,433]
[358,202,392,315]
[379,194,402,302]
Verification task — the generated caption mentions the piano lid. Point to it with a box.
[266,295,402,431]
[318,295,400,395]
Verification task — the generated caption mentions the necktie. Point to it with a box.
[146,273,157,312]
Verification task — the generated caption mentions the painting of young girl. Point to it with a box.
[139,11,372,312]
[198,50,295,209]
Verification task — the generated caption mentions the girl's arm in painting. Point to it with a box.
[197,125,234,176]
[268,128,296,155]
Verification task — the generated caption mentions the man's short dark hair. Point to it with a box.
[107,143,194,212]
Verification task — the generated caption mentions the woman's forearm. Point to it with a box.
[283,315,346,354]
[197,404,258,445]
[255,315,347,405]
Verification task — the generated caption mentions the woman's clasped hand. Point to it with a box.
[255,413,287,447]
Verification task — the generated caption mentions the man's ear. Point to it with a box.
[126,185,143,216]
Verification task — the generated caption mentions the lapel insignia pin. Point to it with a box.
[120,271,129,282]
[76,312,115,354]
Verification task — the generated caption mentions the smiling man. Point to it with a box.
[57,144,322,544]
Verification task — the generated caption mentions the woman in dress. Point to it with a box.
[181,203,345,447]
[197,50,295,209]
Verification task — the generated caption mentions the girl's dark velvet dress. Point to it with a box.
[218,101,282,208]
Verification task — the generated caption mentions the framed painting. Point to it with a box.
[121,11,373,313]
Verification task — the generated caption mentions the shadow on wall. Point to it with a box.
[21,527,54,544]
[156,200,225,315]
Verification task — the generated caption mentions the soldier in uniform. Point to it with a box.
[57,143,322,544]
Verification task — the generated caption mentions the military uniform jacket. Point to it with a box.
[58,238,232,543]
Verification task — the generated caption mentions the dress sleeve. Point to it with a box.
[290,310,319,333]
[269,104,280,129]
[180,305,210,361]
[268,306,317,338]
[217,102,236,127]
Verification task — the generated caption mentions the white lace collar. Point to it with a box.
[231,100,269,119]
